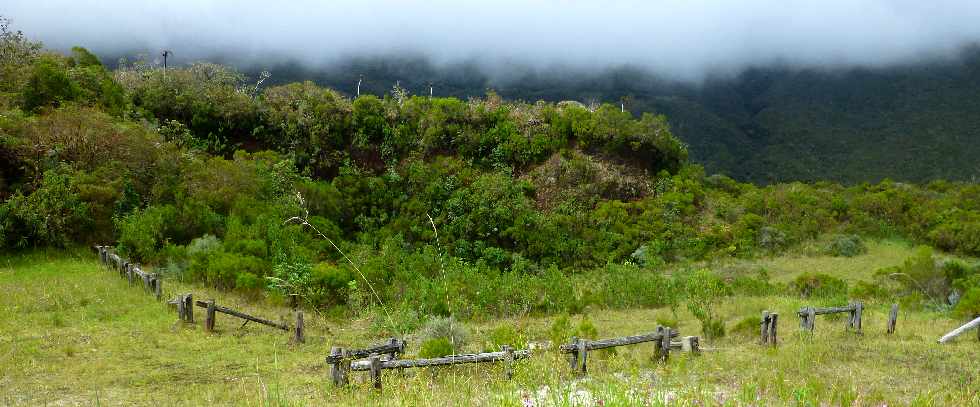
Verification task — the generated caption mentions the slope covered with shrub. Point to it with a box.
[2,22,980,330]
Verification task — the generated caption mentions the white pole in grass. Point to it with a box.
[937,315,980,343]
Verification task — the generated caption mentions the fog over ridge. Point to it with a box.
[6,0,980,81]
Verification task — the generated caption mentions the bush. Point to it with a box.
[418,338,455,358]
[548,314,573,347]
[730,315,760,337]
[791,273,849,299]
[419,316,469,352]
[485,325,527,351]
[2,167,88,248]
[684,269,731,340]
[952,287,980,318]
[116,205,176,262]
[823,234,867,257]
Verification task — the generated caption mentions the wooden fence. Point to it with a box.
[558,327,696,374]
[328,338,407,386]
[798,302,864,333]
[94,245,162,300]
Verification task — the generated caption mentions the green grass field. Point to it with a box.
[1,246,978,406]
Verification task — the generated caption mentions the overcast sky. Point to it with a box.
[6,0,980,81]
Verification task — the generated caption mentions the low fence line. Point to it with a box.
[327,339,407,386]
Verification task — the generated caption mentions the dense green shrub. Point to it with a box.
[418,338,455,358]
[1,166,88,248]
[952,288,980,318]
[823,234,867,257]
[790,273,849,299]
[684,269,730,339]
[419,316,469,352]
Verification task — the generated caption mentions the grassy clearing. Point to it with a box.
[0,249,978,406]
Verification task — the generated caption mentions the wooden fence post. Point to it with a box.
[294,311,305,344]
[502,345,515,379]
[205,300,216,332]
[806,307,816,332]
[887,303,898,334]
[153,275,162,301]
[577,338,589,374]
[854,301,863,333]
[761,311,770,344]
[329,347,348,386]
[370,355,382,391]
[176,294,186,321]
[769,313,778,345]
[685,336,701,354]
[568,336,579,371]
[125,263,134,286]
[184,294,194,323]
[659,326,671,362]
[387,338,400,360]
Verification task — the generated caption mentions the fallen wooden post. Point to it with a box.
[938,315,980,344]
[887,303,898,334]
[798,302,862,333]
[193,300,288,331]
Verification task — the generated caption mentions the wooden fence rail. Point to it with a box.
[343,347,531,391]
[558,327,691,374]
[798,301,863,333]
[185,298,291,331]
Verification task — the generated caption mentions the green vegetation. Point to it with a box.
[1,250,977,405]
[1,19,980,405]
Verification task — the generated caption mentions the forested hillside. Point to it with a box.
[3,19,980,327]
[224,50,980,184]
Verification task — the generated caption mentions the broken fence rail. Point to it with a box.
[166,295,292,331]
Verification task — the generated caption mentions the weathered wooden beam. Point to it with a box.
[350,349,532,371]
[887,304,898,334]
[152,275,162,301]
[797,305,857,317]
[658,326,671,362]
[938,315,980,344]
[193,300,288,331]
[558,329,679,353]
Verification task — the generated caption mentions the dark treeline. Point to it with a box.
[2,20,980,332]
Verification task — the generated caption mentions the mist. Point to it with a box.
[6,0,980,82]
